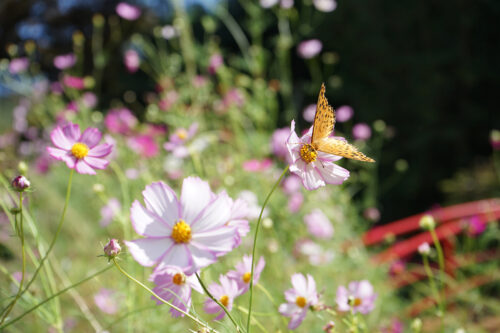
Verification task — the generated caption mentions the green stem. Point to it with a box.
[195,273,242,333]
[429,229,446,329]
[113,259,216,332]
[18,169,74,300]
[0,265,112,329]
[422,255,441,309]
[246,165,289,333]
[0,192,26,324]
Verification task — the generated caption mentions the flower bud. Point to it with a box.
[323,321,335,333]
[11,175,30,192]
[418,242,431,256]
[419,215,435,230]
[103,239,121,259]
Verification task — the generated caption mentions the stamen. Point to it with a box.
[295,296,307,308]
[242,272,251,284]
[299,144,317,164]
[172,273,186,285]
[176,129,188,140]
[71,142,89,159]
[353,298,362,307]
[219,295,229,307]
[171,220,192,243]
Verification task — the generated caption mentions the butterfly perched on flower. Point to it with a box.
[300,83,375,164]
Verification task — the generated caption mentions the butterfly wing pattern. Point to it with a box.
[312,83,375,163]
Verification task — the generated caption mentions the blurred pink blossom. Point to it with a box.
[100,198,121,227]
[418,242,431,255]
[352,123,372,140]
[363,207,381,222]
[271,127,292,160]
[208,54,223,75]
[50,82,63,95]
[159,90,179,111]
[164,123,198,158]
[288,192,304,213]
[124,49,140,73]
[303,104,316,122]
[192,75,208,88]
[279,273,319,329]
[128,134,159,158]
[82,92,98,109]
[336,280,377,314]
[223,89,244,108]
[243,158,272,172]
[53,53,76,70]
[116,2,141,20]
[63,75,85,90]
[389,260,406,277]
[313,0,337,12]
[161,25,178,39]
[381,318,404,333]
[466,215,486,236]
[336,105,354,122]
[282,175,302,195]
[297,39,323,59]
[104,108,137,135]
[94,288,120,314]
[304,209,334,239]
[9,58,29,74]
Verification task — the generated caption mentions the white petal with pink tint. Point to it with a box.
[142,182,179,227]
[88,143,113,157]
[84,156,109,169]
[75,160,96,175]
[191,193,231,232]
[125,238,171,266]
[80,127,102,148]
[130,200,171,237]
[157,244,191,269]
[50,127,74,149]
[180,177,212,223]
[191,227,237,253]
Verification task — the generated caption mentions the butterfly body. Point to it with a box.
[306,83,375,163]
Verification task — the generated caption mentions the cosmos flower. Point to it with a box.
[279,273,319,329]
[46,122,113,175]
[116,2,141,20]
[297,39,323,59]
[336,280,377,314]
[288,192,304,213]
[164,123,198,158]
[227,198,250,248]
[53,53,76,70]
[242,159,273,172]
[125,178,239,274]
[286,120,350,190]
[149,265,202,317]
[336,105,354,122]
[304,209,334,239]
[208,54,223,75]
[104,108,138,135]
[203,275,239,320]
[226,255,265,295]
[8,58,29,74]
[63,75,85,90]
[124,49,140,73]
[94,288,121,314]
[466,215,486,236]
[352,123,372,140]
[303,104,317,122]
[128,134,159,158]
[418,242,431,255]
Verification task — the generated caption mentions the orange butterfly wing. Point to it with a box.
[316,138,375,162]
[311,83,336,144]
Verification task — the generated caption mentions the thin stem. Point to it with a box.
[195,273,242,333]
[17,169,74,301]
[246,166,289,333]
[0,192,26,324]
[0,265,112,329]
[429,229,446,330]
[113,259,216,332]
[422,255,441,309]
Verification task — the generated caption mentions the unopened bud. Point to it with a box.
[103,239,121,259]
[12,175,30,192]
[323,321,335,333]
[419,215,435,230]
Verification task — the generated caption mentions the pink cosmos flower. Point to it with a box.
[466,215,486,236]
[297,39,323,59]
[271,127,292,160]
[352,123,372,140]
[63,75,85,90]
[47,122,113,175]
[158,90,179,111]
[286,120,350,190]
[100,198,121,227]
[104,108,137,135]
[336,105,354,122]
[128,134,159,158]
[82,92,98,109]
[288,192,304,213]
[283,175,302,195]
[313,0,337,12]
[150,265,203,317]
[116,2,141,20]
[243,158,272,172]
[303,104,317,122]
[208,54,223,75]
[161,25,178,39]
[124,49,140,73]
[237,190,268,220]
[336,280,377,314]
[418,242,431,255]
[164,123,198,158]
[304,209,334,239]
[53,53,76,70]
[203,275,239,320]
[94,288,121,314]
[279,273,319,330]
[9,58,29,74]
[226,255,265,295]
[389,260,406,277]
[125,178,239,274]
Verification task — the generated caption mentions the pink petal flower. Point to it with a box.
[104,108,137,135]
[304,209,334,239]
[352,123,372,140]
[297,39,323,59]
[100,198,121,227]
[94,288,121,314]
[53,53,76,70]
[303,104,316,122]
[336,105,354,122]
[226,255,265,295]
[313,0,337,12]
[242,158,273,172]
[128,134,159,158]
[279,273,319,329]
[208,54,223,75]
[126,178,238,274]
[9,58,29,74]
[286,120,349,190]
[203,275,239,320]
[116,2,141,20]
[288,192,304,213]
[63,75,85,90]
[336,280,377,314]
[124,49,140,73]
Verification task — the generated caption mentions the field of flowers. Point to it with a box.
[0,1,499,332]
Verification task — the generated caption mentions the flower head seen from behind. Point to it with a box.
[150,265,202,317]
[203,275,239,320]
[279,273,319,329]
[227,255,265,295]
[47,122,113,175]
[336,280,377,314]
[286,120,349,190]
[125,178,238,274]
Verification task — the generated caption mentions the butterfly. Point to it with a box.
[306,83,375,163]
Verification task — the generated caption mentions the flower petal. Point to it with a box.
[62,122,81,142]
[314,162,349,185]
[88,143,113,157]
[50,126,74,149]
[130,200,171,237]
[301,163,325,190]
[142,182,179,227]
[185,244,217,273]
[83,156,109,169]
[80,127,102,148]
[75,159,96,175]
[191,226,237,253]
[291,273,307,295]
[47,147,76,168]
[157,244,191,270]
[288,309,307,329]
[190,192,231,232]
[180,177,212,224]
[125,238,172,267]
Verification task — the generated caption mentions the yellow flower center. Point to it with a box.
[295,296,307,308]
[353,298,362,307]
[242,272,251,284]
[172,273,185,285]
[176,128,188,140]
[171,220,192,243]
[299,144,317,164]
[71,142,89,159]
[219,295,229,307]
